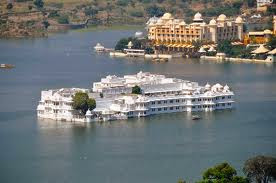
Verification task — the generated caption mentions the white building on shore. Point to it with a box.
[37,72,235,122]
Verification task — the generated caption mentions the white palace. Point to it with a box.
[37,72,235,122]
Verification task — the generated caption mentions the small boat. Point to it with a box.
[192,115,201,120]
[0,64,15,69]
[94,43,105,52]
[152,58,168,62]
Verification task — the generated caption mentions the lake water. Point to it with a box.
[0,29,276,183]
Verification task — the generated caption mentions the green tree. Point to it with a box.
[34,0,44,9]
[57,15,69,24]
[217,40,233,56]
[192,40,203,52]
[132,85,142,94]
[267,36,276,49]
[243,156,276,183]
[115,37,143,51]
[145,47,154,54]
[87,98,96,111]
[42,20,50,29]
[159,44,167,54]
[115,38,128,51]
[72,92,96,115]
[146,5,165,17]
[198,162,248,183]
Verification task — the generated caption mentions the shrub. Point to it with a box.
[145,47,154,54]
[73,92,96,115]
[130,10,144,17]
[84,7,98,16]
[48,11,59,18]
[42,20,50,29]
[132,85,142,94]
[116,0,130,6]
[146,5,165,17]
[57,15,69,24]
[34,0,44,9]
[47,2,63,9]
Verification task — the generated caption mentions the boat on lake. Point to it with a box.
[152,57,168,62]
[192,115,201,120]
[0,64,15,69]
[94,43,105,52]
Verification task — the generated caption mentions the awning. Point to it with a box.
[251,44,270,54]
[268,48,276,55]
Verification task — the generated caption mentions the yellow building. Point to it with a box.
[147,12,244,51]
[244,30,273,45]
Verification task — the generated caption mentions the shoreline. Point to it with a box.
[200,55,275,64]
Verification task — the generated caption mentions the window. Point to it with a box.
[192,99,195,102]
[164,107,167,111]
[192,106,195,109]
[164,101,167,104]
[152,101,155,105]
[170,100,174,103]
[170,107,174,110]
[198,99,201,101]
[158,108,162,111]
[222,103,225,106]
[228,96,231,99]
[152,108,155,112]
[222,96,225,99]
[228,103,231,106]
[176,106,179,110]
[158,101,161,104]
[182,99,185,102]
[176,99,179,103]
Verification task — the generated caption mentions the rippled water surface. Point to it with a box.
[0,29,276,183]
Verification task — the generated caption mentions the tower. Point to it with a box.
[235,16,244,41]
[209,19,217,43]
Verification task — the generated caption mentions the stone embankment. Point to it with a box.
[200,55,274,64]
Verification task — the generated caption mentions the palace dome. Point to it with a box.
[86,109,92,116]
[235,16,243,24]
[217,14,226,21]
[193,12,203,21]
[209,18,217,25]
[224,84,230,91]
[179,20,186,25]
[162,13,173,20]
[205,83,211,89]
